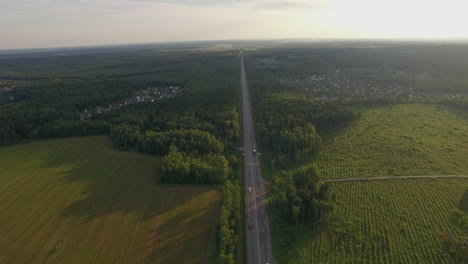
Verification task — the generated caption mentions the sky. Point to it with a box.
[1,0,468,49]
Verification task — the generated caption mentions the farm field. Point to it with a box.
[0,136,221,264]
[269,178,468,264]
[317,104,468,179]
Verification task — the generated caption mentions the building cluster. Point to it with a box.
[280,69,460,102]
[256,57,281,68]
[0,86,15,92]
[80,85,180,120]
[136,85,180,102]
[0,80,30,101]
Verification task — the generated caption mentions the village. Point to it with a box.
[279,69,461,102]
[256,57,282,68]
[0,86,15,92]
[0,79,29,89]
[0,80,31,101]
[80,85,180,120]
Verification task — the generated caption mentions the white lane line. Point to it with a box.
[245,159,251,264]
[250,157,262,264]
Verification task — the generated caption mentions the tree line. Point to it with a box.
[217,181,241,263]
[110,124,233,184]
[0,103,111,146]
[159,146,229,184]
[110,124,224,155]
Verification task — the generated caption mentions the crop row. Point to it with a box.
[317,104,468,178]
[287,178,468,263]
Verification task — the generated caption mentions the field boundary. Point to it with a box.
[321,174,468,183]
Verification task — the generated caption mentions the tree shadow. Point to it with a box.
[268,205,326,263]
[27,138,215,224]
[434,104,468,121]
[276,221,326,263]
[143,199,220,264]
[25,137,222,263]
[458,188,468,213]
[316,104,369,145]
[317,125,351,145]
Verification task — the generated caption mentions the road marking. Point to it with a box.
[248,153,262,264]
[241,49,273,264]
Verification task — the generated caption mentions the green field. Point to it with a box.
[317,104,468,178]
[270,178,468,264]
[0,136,221,264]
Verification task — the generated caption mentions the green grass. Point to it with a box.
[270,178,468,264]
[0,136,221,264]
[316,104,468,178]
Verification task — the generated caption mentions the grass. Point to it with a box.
[316,104,468,179]
[270,178,468,264]
[0,136,221,264]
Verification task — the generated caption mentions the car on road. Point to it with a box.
[248,187,252,193]
[248,221,254,230]
[253,148,256,153]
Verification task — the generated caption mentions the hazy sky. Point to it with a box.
[1,0,468,49]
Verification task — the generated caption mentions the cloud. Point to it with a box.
[255,1,319,10]
[2,0,468,49]
[118,0,252,6]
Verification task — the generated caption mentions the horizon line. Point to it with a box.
[2,37,468,53]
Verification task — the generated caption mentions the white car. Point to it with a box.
[248,187,252,193]
[253,148,256,153]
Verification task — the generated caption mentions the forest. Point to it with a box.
[0,45,239,146]
[256,93,357,167]
[0,44,243,263]
[0,46,241,182]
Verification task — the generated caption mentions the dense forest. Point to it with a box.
[0,46,239,146]
[256,93,357,167]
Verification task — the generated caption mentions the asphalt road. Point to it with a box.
[240,50,274,264]
[322,175,468,183]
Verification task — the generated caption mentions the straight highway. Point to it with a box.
[240,50,274,264]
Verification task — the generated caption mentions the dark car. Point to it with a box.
[248,221,254,230]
